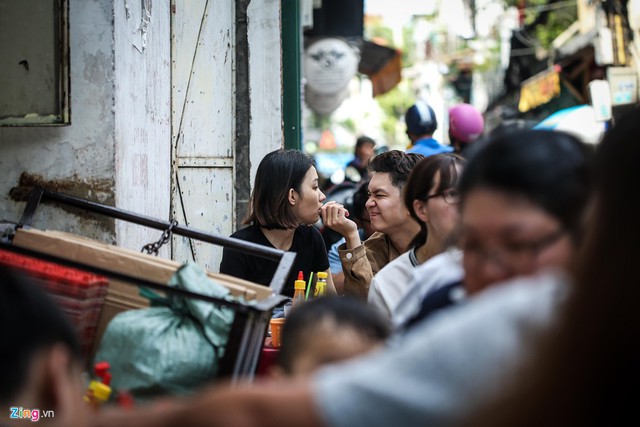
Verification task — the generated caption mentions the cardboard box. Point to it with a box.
[13,228,272,300]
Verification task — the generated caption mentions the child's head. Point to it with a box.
[0,266,86,426]
[275,296,390,377]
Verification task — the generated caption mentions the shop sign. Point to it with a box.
[607,66,638,106]
[518,66,561,112]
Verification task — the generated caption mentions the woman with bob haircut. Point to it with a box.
[368,153,465,318]
[220,149,336,297]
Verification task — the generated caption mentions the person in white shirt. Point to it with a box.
[368,153,465,318]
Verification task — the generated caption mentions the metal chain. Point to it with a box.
[141,219,179,256]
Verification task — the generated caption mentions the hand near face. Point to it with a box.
[321,201,359,239]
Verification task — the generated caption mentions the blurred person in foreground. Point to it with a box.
[344,136,376,184]
[270,296,390,378]
[90,129,592,427]
[447,103,484,156]
[458,106,640,427]
[321,150,423,299]
[405,100,454,157]
[395,129,593,328]
[0,266,87,427]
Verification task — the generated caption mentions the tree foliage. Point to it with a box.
[402,23,416,68]
[375,86,414,146]
[365,20,394,45]
[501,0,577,49]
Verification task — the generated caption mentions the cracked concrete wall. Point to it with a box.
[0,0,117,242]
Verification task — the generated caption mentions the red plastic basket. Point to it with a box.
[0,248,109,360]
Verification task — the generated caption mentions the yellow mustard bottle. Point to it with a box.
[314,271,328,297]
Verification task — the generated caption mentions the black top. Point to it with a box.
[345,158,369,183]
[219,224,329,297]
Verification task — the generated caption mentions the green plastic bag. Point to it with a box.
[95,262,236,399]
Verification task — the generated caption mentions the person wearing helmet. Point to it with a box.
[405,100,454,157]
[448,103,485,155]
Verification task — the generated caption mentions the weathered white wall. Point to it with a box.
[0,0,285,265]
[114,0,171,253]
[0,0,116,241]
[248,0,284,185]
[170,0,236,271]
[167,0,283,272]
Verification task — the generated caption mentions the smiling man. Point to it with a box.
[321,150,423,298]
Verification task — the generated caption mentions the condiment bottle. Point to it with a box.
[314,272,328,297]
[84,361,112,410]
[291,271,306,310]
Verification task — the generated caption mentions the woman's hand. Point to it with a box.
[321,202,361,248]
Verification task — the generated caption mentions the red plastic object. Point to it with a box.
[255,347,280,377]
[117,391,135,409]
[0,249,108,297]
[0,248,109,360]
[101,372,112,386]
[94,361,111,386]
[94,361,110,376]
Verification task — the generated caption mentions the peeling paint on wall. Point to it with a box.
[0,0,117,243]
[133,0,152,53]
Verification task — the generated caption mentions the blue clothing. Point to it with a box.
[328,230,367,274]
[328,238,345,273]
[406,137,453,157]
[403,281,466,330]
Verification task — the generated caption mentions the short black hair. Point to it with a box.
[277,296,390,374]
[244,149,314,230]
[0,266,80,404]
[368,150,424,189]
[460,129,593,242]
[355,136,375,153]
[351,180,370,221]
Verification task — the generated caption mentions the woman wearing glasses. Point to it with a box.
[368,153,465,318]
[457,106,639,427]
[401,128,592,327]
